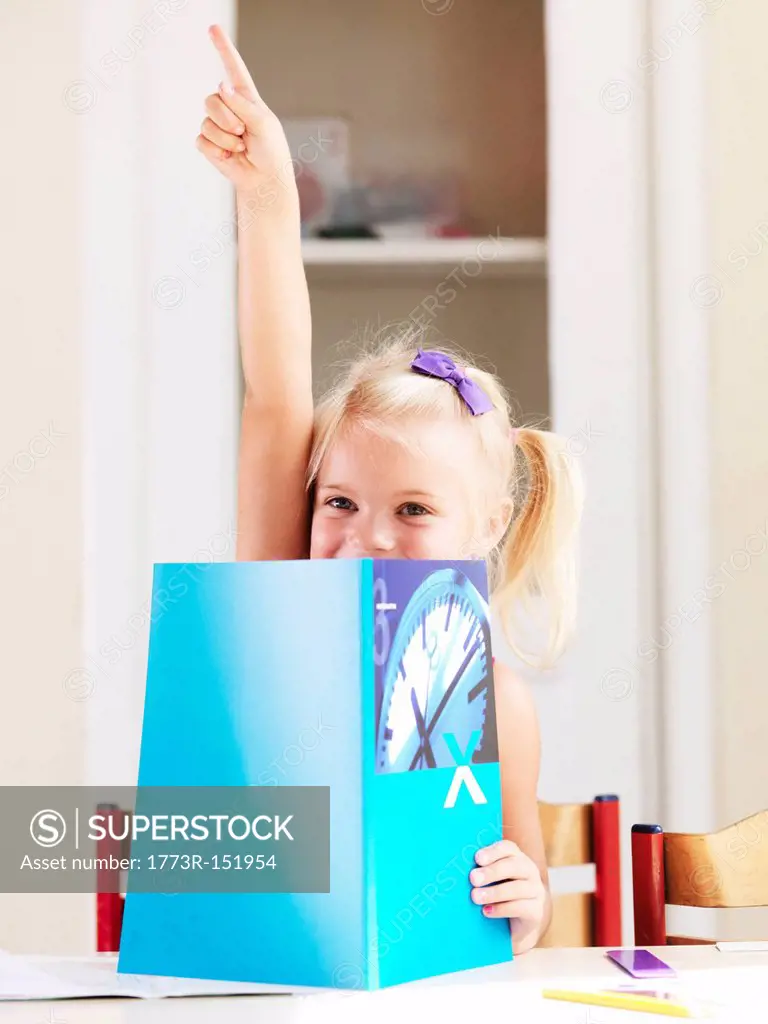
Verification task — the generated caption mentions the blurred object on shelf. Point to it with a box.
[366,171,465,238]
[378,172,464,235]
[282,117,350,235]
[318,185,379,238]
[319,171,468,241]
[317,225,378,239]
[433,222,473,239]
[282,115,471,241]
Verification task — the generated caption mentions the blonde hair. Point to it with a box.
[308,328,584,667]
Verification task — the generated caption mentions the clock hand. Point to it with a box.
[429,600,469,705]
[408,637,484,771]
[424,623,439,739]
[410,687,436,768]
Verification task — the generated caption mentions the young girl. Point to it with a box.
[196,25,583,955]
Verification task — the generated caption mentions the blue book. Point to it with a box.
[118,558,512,989]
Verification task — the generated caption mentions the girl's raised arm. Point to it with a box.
[199,25,313,561]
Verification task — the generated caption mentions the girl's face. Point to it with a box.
[310,418,498,561]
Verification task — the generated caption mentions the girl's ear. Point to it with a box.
[483,497,515,554]
[460,499,514,560]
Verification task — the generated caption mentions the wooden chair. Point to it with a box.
[632,811,768,945]
[538,794,622,947]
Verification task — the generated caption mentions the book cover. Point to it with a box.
[118,558,511,989]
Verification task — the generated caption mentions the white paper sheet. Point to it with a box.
[0,950,300,1000]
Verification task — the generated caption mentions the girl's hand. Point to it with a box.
[470,839,548,952]
[197,25,297,208]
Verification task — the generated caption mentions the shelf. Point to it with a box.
[301,237,547,281]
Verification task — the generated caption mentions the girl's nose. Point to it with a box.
[341,513,395,557]
[370,514,396,553]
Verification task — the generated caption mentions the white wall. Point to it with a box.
[0,0,89,955]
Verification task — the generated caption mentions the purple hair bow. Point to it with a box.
[410,348,494,416]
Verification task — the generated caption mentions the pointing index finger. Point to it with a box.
[208,24,259,99]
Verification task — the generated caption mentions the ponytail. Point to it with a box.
[492,428,584,668]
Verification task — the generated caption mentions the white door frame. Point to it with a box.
[647,0,715,937]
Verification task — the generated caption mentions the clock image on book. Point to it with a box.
[374,566,498,774]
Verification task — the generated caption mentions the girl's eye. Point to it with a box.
[326,496,357,512]
[398,502,431,517]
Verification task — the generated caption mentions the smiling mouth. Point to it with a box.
[332,552,413,561]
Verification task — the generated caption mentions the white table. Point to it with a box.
[3,946,767,1022]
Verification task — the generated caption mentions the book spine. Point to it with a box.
[360,557,379,989]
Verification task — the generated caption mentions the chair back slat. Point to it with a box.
[539,893,593,947]
[665,812,768,908]
[539,802,591,868]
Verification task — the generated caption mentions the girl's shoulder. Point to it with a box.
[492,659,540,739]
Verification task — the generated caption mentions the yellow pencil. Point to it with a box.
[542,987,695,1017]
